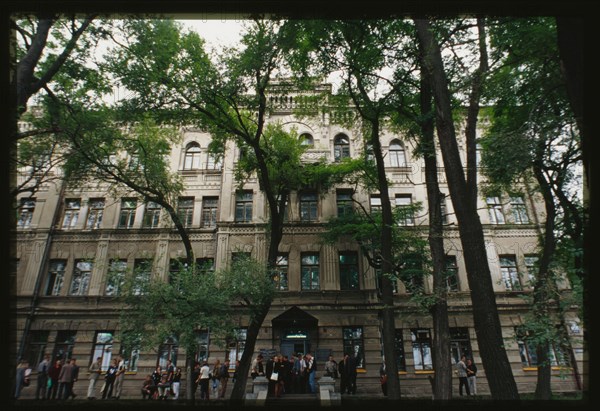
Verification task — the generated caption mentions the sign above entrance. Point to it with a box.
[284,330,308,339]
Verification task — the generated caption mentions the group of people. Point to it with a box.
[248,352,359,398]
[140,359,182,400]
[15,354,81,400]
[456,355,478,396]
[189,358,233,400]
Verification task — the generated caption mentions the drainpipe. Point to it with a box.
[17,178,66,360]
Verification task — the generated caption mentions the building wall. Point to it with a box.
[13,94,585,399]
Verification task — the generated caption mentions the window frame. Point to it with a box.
[389,139,407,168]
[272,254,289,291]
[445,255,460,292]
[177,197,194,228]
[183,142,202,170]
[201,197,219,228]
[410,328,433,371]
[334,134,350,161]
[157,336,179,368]
[510,196,530,224]
[91,331,115,371]
[17,198,36,228]
[85,198,105,229]
[499,255,521,291]
[69,260,93,296]
[235,191,253,223]
[301,252,320,290]
[339,251,359,290]
[336,190,353,217]
[486,196,505,224]
[342,327,365,369]
[61,198,81,229]
[142,201,161,228]
[118,198,137,229]
[395,194,414,226]
[45,259,66,296]
[105,259,128,296]
[299,191,318,222]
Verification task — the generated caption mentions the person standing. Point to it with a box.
[101,359,118,399]
[305,352,317,394]
[338,354,348,394]
[171,367,182,400]
[197,361,211,401]
[457,355,471,396]
[345,353,358,395]
[251,354,264,379]
[272,355,285,398]
[58,358,78,400]
[211,359,221,397]
[218,359,230,399]
[265,355,275,395]
[113,354,126,399]
[87,356,102,400]
[35,354,51,400]
[466,358,477,396]
[46,359,62,399]
[324,355,338,379]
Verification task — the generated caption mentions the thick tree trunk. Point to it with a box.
[414,18,519,400]
[532,155,557,400]
[367,119,401,400]
[418,60,452,400]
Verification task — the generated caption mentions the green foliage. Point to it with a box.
[118,256,274,355]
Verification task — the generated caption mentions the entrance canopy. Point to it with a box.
[271,306,318,328]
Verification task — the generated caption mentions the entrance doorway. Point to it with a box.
[272,306,318,358]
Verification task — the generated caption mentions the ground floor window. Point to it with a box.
[195,331,210,364]
[450,327,472,364]
[53,330,76,362]
[24,330,49,368]
[120,332,141,372]
[92,331,114,371]
[226,328,247,365]
[342,327,365,368]
[158,336,178,368]
[394,329,407,371]
[516,327,569,367]
[410,328,433,370]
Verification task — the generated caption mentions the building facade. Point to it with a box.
[12,86,585,399]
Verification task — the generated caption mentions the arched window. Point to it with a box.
[334,134,350,161]
[183,142,201,170]
[389,139,406,167]
[300,133,314,147]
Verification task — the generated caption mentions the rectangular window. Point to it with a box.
[342,327,365,368]
[142,201,161,228]
[401,254,424,293]
[118,198,137,228]
[24,330,49,368]
[105,259,127,296]
[339,252,359,290]
[516,327,570,367]
[524,255,539,286]
[92,331,114,371]
[272,254,289,291]
[196,257,215,273]
[177,197,194,228]
[445,255,459,292]
[195,331,210,363]
[17,198,36,228]
[301,253,320,290]
[45,260,66,296]
[510,196,530,224]
[69,260,92,296]
[61,198,81,229]
[500,255,521,290]
[201,197,218,228]
[120,332,141,372]
[411,328,433,370]
[486,196,505,224]
[206,153,222,171]
[235,191,253,223]
[53,330,76,362]
[336,191,353,217]
[395,194,414,226]
[85,198,105,229]
[133,259,152,295]
[158,336,178,368]
[226,329,247,365]
[450,328,472,365]
[370,195,382,214]
[300,192,318,222]
[394,329,407,372]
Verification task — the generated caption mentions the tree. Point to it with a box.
[414,17,520,400]
[481,17,583,398]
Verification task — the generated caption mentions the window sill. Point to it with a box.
[523,366,572,372]
[415,370,435,374]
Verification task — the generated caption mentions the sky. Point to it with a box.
[179,19,245,50]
